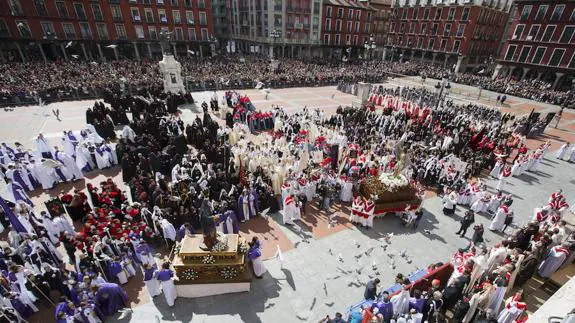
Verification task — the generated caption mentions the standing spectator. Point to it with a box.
[364,278,380,300]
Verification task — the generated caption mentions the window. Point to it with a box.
[444,23,451,37]
[520,5,532,20]
[428,38,435,49]
[420,23,426,35]
[323,34,330,44]
[56,1,68,18]
[367,12,371,22]
[571,9,575,22]
[131,8,141,21]
[74,3,86,20]
[8,0,23,16]
[91,4,103,20]
[146,9,155,23]
[504,44,517,60]
[347,21,352,32]
[462,7,470,21]
[541,25,556,42]
[355,21,360,32]
[40,22,55,36]
[325,18,331,31]
[199,12,207,25]
[336,19,341,32]
[171,0,178,5]
[531,47,546,64]
[455,24,465,37]
[96,23,108,40]
[424,8,430,20]
[434,8,442,20]
[111,6,122,20]
[440,39,447,50]
[186,11,194,24]
[569,53,575,68]
[135,25,145,39]
[413,8,418,20]
[527,24,540,40]
[326,7,332,18]
[518,46,531,62]
[402,9,407,20]
[335,34,340,45]
[337,8,343,18]
[400,22,405,33]
[364,22,370,33]
[173,10,181,24]
[453,40,460,52]
[353,35,358,45]
[559,26,574,43]
[79,22,92,38]
[175,27,183,40]
[417,37,423,48]
[345,34,351,44]
[356,10,361,20]
[448,8,455,20]
[535,5,548,21]
[201,28,208,40]
[159,9,167,23]
[549,48,565,66]
[149,26,158,39]
[16,20,31,38]
[198,0,205,9]
[409,22,415,34]
[62,23,75,39]
[431,23,438,35]
[348,9,353,20]
[513,24,525,39]
[34,0,48,16]
[188,28,196,40]
[551,5,565,21]
[185,0,192,7]
[115,24,127,39]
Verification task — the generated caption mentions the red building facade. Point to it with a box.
[493,0,575,89]
[0,0,215,62]
[320,0,377,59]
[385,0,510,73]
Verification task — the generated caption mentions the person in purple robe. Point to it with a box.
[247,237,266,278]
[177,223,195,241]
[217,210,240,234]
[372,291,394,322]
[7,179,34,207]
[55,297,76,323]
[249,188,259,216]
[107,259,124,284]
[93,282,128,316]
[9,293,34,318]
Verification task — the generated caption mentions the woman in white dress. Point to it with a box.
[556,142,569,160]
[489,204,510,231]
[157,262,177,307]
[489,158,503,178]
[496,167,511,191]
[248,237,267,278]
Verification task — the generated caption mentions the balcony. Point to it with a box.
[113,16,123,21]
[174,18,182,24]
[160,16,168,23]
[94,14,104,21]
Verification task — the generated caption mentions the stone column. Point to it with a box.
[80,43,89,60]
[38,43,47,63]
[506,66,516,80]
[113,47,119,60]
[199,45,203,57]
[410,50,415,62]
[382,47,387,61]
[60,43,69,60]
[133,42,140,60]
[0,48,5,63]
[147,42,152,58]
[536,71,543,81]
[96,44,105,61]
[420,51,425,62]
[431,53,437,66]
[443,55,449,69]
[291,46,294,58]
[172,43,177,57]
[553,73,564,89]
[401,49,405,62]
[491,63,503,80]
[520,67,530,81]
[454,55,464,74]
[16,43,25,62]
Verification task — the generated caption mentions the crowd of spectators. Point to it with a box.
[0,55,573,107]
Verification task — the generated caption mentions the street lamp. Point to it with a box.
[363,34,376,81]
[268,29,281,72]
[434,75,451,109]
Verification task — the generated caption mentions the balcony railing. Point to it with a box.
[64,32,76,39]
[113,16,123,21]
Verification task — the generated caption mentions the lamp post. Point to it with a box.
[434,75,451,109]
[363,34,376,81]
[269,29,281,72]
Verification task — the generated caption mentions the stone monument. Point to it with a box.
[158,31,185,94]
[352,82,372,108]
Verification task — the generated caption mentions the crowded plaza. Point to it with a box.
[0,51,573,323]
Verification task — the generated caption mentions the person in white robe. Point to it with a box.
[556,142,569,160]
[350,196,363,224]
[569,145,575,162]
[122,125,136,143]
[489,204,510,231]
[487,244,509,272]
[538,244,570,278]
[160,218,177,242]
[282,195,299,225]
[487,192,504,214]
[35,134,52,159]
[390,284,410,317]
[5,166,33,191]
[142,264,161,299]
[496,167,511,191]
[61,132,76,157]
[32,160,55,190]
[39,211,60,244]
[157,263,177,307]
[53,214,75,235]
[102,142,118,165]
[75,144,95,172]
[489,159,503,178]
[94,145,111,169]
[85,125,104,144]
[339,177,353,202]
[364,198,376,228]
[54,149,83,180]
[497,293,526,323]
